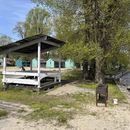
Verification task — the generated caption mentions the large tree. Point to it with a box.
[13,22,25,39]
[0,35,12,46]
[32,0,130,82]
[14,7,50,38]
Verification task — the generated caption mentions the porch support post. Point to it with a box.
[3,54,7,84]
[58,54,61,82]
[38,42,41,89]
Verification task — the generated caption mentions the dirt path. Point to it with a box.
[47,83,95,96]
[0,117,68,130]
[70,104,130,130]
[0,104,130,130]
[0,100,33,117]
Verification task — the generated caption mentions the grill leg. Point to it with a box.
[96,93,98,106]
[105,96,107,107]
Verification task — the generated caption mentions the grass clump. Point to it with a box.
[30,107,72,124]
[17,108,27,113]
[108,84,127,104]
[57,112,73,124]
[89,112,97,116]
[73,93,95,104]
[26,96,77,124]
[78,83,96,89]
[0,109,8,118]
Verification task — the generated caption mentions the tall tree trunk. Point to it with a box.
[82,61,89,80]
[82,0,91,80]
[95,57,104,83]
[89,60,96,80]
[82,0,105,82]
[82,60,95,80]
[91,0,105,83]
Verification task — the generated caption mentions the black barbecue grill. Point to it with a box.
[96,83,108,107]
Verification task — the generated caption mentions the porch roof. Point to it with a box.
[0,34,65,54]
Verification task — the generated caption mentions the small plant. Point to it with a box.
[57,113,69,124]
[17,108,27,113]
[0,109,8,117]
[90,112,97,116]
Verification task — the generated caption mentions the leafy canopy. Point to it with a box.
[14,7,51,38]
[32,0,130,68]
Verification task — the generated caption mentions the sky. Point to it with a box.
[0,0,35,41]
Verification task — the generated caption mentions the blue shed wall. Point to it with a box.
[46,58,54,68]
[16,59,22,67]
[65,59,75,69]
[32,58,38,68]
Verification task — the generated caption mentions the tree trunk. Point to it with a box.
[89,60,96,80]
[82,0,105,82]
[82,61,89,80]
[95,57,104,83]
[82,60,95,80]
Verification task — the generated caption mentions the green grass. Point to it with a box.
[61,69,82,80]
[29,106,73,124]
[0,80,78,124]
[0,109,8,118]
[0,72,127,124]
[73,92,95,104]
[79,83,97,89]
[78,82,127,104]
[108,84,127,104]
[0,83,93,124]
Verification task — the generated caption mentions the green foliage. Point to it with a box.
[60,41,103,63]
[61,69,82,80]
[14,7,51,38]
[0,35,12,46]
[13,6,51,60]
[24,7,50,37]
[32,0,130,75]
[13,22,25,39]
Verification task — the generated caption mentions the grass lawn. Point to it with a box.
[63,69,127,103]
[0,85,92,124]
[78,83,127,104]
[0,70,127,124]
